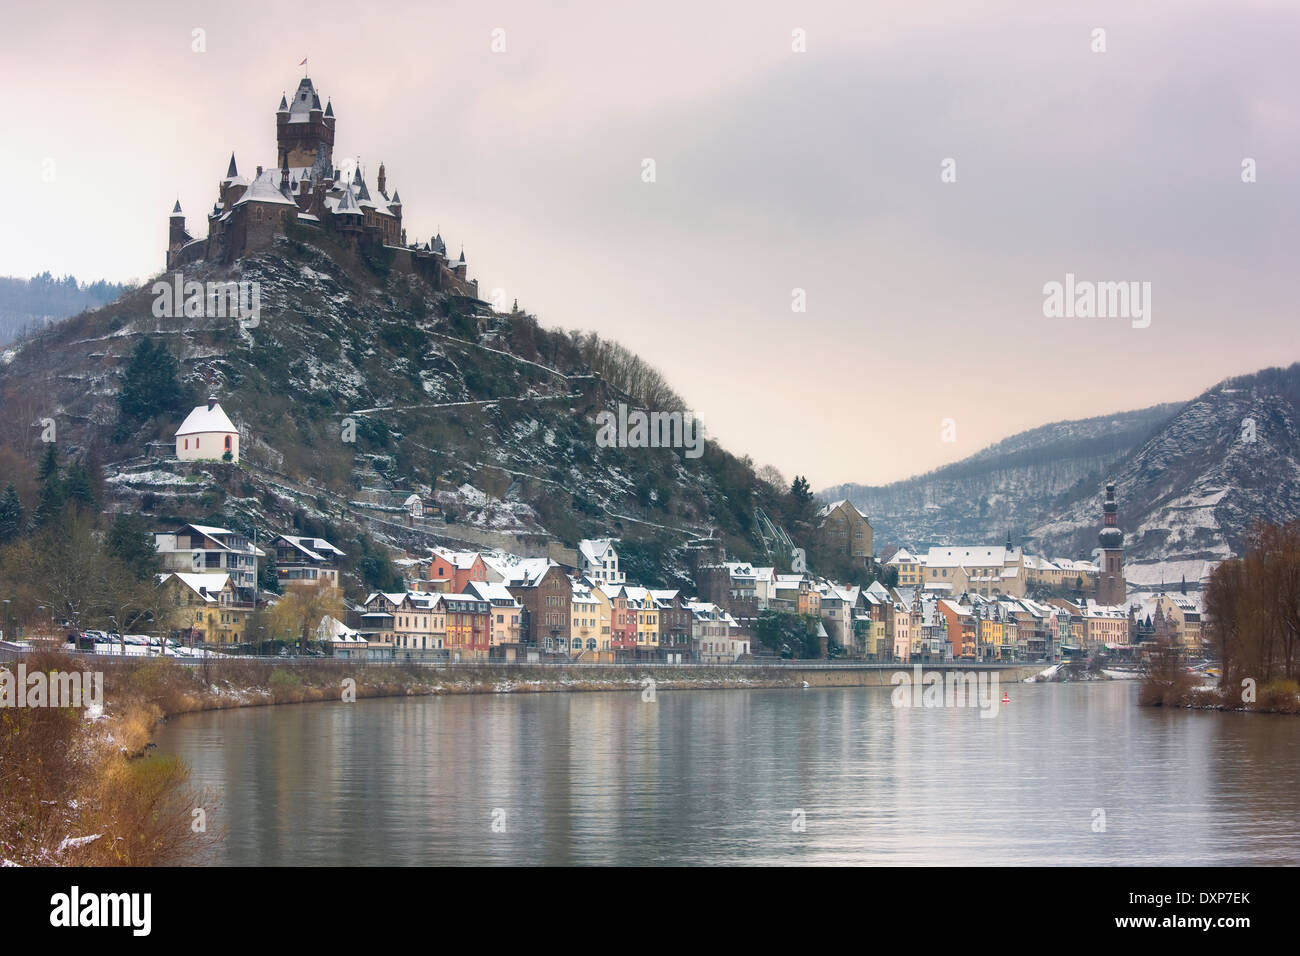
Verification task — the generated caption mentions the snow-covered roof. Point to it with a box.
[232,168,298,208]
[465,580,520,604]
[925,546,1010,569]
[162,572,231,601]
[430,547,482,570]
[316,615,366,644]
[276,535,345,561]
[176,402,237,436]
[503,557,556,587]
[579,538,617,565]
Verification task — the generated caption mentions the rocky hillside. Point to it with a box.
[824,363,1300,586]
[0,231,793,591]
[1028,363,1300,586]
[821,404,1181,551]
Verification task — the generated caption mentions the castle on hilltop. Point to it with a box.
[167,75,477,298]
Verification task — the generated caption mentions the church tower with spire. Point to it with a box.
[1096,481,1126,606]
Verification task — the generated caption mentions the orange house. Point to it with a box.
[937,599,978,659]
[438,592,493,659]
[428,548,487,593]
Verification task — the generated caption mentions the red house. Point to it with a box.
[428,548,487,593]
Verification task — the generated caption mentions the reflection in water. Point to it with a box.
[156,682,1300,866]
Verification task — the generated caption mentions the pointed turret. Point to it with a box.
[458,247,465,264]
[225,152,239,180]
[335,186,362,216]
[277,93,289,113]
[324,98,334,118]
[171,199,183,216]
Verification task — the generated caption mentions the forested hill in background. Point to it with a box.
[825,362,1300,583]
[0,274,132,346]
[1028,363,1300,585]
[820,404,1183,552]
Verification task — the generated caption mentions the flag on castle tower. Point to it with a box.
[299,57,307,66]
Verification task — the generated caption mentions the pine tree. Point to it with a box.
[37,441,58,483]
[63,463,97,514]
[118,337,186,423]
[105,513,160,580]
[0,484,24,543]
[31,445,64,528]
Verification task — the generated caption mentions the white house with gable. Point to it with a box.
[579,538,625,586]
[176,398,239,462]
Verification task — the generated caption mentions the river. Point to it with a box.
[154,680,1300,865]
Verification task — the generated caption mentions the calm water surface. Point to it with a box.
[154,681,1300,865]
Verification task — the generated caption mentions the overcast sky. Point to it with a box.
[1,0,1297,489]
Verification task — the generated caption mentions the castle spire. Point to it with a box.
[226,152,238,179]
[171,199,183,215]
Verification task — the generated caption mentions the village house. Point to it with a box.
[624,586,660,658]
[688,601,746,663]
[816,582,859,653]
[463,579,523,648]
[652,589,694,661]
[578,538,626,586]
[815,500,874,567]
[428,547,488,593]
[1155,592,1203,649]
[600,583,638,655]
[363,591,444,658]
[314,615,369,659]
[271,534,345,588]
[567,577,605,657]
[154,523,264,604]
[439,592,492,660]
[158,571,249,645]
[887,548,925,589]
[937,598,978,659]
[504,559,572,654]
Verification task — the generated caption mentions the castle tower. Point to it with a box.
[276,77,335,171]
[1096,481,1126,606]
[167,200,186,269]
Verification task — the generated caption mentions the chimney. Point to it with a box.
[207,397,217,411]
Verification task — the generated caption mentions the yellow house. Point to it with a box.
[625,586,660,653]
[160,571,251,644]
[887,549,924,589]
[569,577,603,656]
